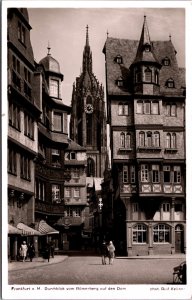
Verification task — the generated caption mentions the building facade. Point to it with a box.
[7,8,41,259]
[70,26,107,178]
[103,17,186,256]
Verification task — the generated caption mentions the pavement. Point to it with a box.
[8,253,186,271]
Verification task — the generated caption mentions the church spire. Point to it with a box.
[82,25,92,74]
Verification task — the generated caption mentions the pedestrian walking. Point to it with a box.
[107,241,115,265]
[43,243,50,262]
[100,241,108,265]
[20,241,28,262]
[28,243,35,262]
[49,240,55,258]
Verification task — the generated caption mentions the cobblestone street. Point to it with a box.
[8,255,185,285]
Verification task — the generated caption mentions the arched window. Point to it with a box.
[172,133,176,148]
[166,133,171,148]
[139,131,145,147]
[153,224,170,243]
[154,131,160,147]
[87,158,95,177]
[144,67,152,82]
[120,132,125,147]
[162,57,170,66]
[133,224,147,243]
[146,131,152,147]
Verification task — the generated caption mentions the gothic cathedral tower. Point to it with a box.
[70,26,107,178]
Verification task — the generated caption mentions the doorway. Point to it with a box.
[175,224,184,253]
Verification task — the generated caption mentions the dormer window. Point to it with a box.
[114,55,123,64]
[166,78,175,88]
[116,77,124,87]
[144,43,151,52]
[162,57,170,66]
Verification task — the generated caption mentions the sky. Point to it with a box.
[28,7,185,107]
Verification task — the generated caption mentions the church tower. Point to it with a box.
[70,26,107,178]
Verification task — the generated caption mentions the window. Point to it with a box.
[171,104,176,116]
[120,132,125,147]
[166,78,175,88]
[73,168,79,178]
[115,55,123,64]
[52,185,61,203]
[163,203,170,212]
[135,69,142,83]
[162,57,170,66]
[154,132,160,147]
[87,158,95,177]
[174,166,181,183]
[53,112,63,132]
[133,224,147,243]
[35,179,45,201]
[133,203,138,212]
[65,207,73,217]
[50,79,59,98]
[137,101,143,114]
[163,166,171,183]
[117,78,123,87]
[20,154,31,180]
[144,68,152,82]
[18,22,26,44]
[52,149,61,167]
[144,43,151,52]
[151,101,159,115]
[141,164,149,182]
[153,224,170,243]
[139,132,145,147]
[152,165,160,183]
[166,104,177,116]
[175,204,183,212]
[24,112,34,139]
[74,208,81,217]
[125,133,131,148]
[172,133,176,148]
[70,152,76,160]
[24,67,31,84]
[74,187,80,198]
[166,133,171,148]
[146,132,152,147]
[155,71,159,84]
[144,101,150,114]
[130,166,135,183]
[119,103,129,115]
[123,166,128,183]
[86,114,92,145]
[9,100,20,130]
[65,187,71,198]
[8,148,17,175]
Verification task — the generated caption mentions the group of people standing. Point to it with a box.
[100,241,115,265]
[19,241,35,262]
[19,240,55,262]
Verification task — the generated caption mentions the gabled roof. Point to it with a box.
[104,37,185,96]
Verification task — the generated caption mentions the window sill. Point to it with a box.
[8,171,17,176]
[24,133,34,140]
[137,147,161,152]
[164,148,177,153]
[9,124,21,132]
[119,147,133,152]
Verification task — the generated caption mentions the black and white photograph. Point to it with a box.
[2,1,192,299]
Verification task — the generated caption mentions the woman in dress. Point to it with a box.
[20,241,28,262]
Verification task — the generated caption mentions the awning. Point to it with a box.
[8,224,22,235]
[38,220,59,235]
[17,223,41,236]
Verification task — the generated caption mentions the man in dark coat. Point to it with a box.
[100,241,108,265]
